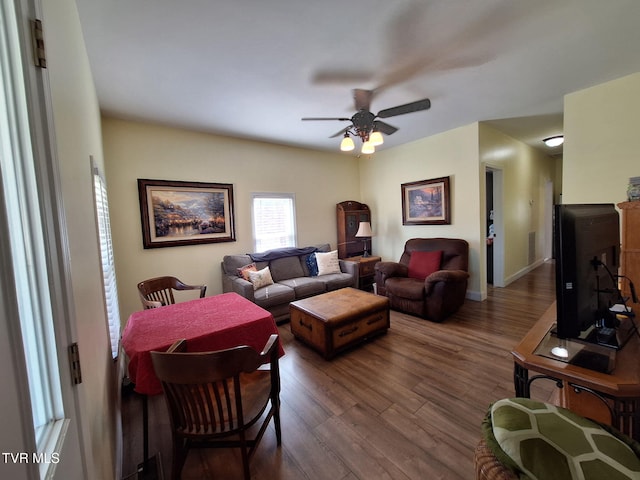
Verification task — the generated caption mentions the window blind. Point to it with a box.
[252,193,297,252]
[93,167,121,358]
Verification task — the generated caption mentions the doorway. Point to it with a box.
[486,167,505,287]
[486,170,494,284]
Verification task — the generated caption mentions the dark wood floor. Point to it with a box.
[122,262,557,479]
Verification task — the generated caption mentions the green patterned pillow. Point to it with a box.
[485,398,640,480]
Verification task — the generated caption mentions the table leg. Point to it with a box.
[513,363,530,397]
[142,393,149,463]
[124,393,162,480]
[613,398,640,442]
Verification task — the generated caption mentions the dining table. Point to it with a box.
[121,292,284,465]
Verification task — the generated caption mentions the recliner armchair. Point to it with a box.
[374,238,469,322]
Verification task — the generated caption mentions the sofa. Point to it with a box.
[221,244,358,323]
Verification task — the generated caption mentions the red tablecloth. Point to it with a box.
[122,292,283,395]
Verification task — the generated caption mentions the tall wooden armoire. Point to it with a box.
[336,201,371,259]
[618,201,640,300]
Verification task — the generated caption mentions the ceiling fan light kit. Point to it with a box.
[302,89,431,154]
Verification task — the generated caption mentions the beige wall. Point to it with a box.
[563,72,640,205]
[358,122,558,301]
[105,118,559,310]
[44,0,117,477]
[479,123,558,288]
[102,118,359,321]
[359,124,484,298]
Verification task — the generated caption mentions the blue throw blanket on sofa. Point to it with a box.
[248,246,317,262]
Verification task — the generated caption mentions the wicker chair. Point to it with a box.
[474,438,518,480]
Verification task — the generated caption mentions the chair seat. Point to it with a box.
[479,398,640,480]
[385,277,425,300]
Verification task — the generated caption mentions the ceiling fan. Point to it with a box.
[302,89,431,154]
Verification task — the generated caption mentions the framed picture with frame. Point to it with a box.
[137,178,236,248]
[401,176,451,225]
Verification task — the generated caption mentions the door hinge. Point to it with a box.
[31,19,47,68]
[68,343,82,385]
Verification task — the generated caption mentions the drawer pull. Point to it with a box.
[339,326,359,337]
[367,315,384,325]
[299,319,312,331]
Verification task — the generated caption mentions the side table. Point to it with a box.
[512,302,640,440]
[346,255,381,292]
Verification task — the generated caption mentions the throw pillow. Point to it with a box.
[486,397,640,480]
[408,250,442,280]
[315,250,341,276]
[306,253,319,276]
[237,262,257,281]
[248,266,274,290]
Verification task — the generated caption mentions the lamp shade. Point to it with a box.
[340,135,355,151]
[369,130,384,146]
[361,141,375,154]
[355,221,372,238]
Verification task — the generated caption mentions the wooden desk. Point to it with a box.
[512,303,640,440]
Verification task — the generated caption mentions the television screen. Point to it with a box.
[554,204,621,345]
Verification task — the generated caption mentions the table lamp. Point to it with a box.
[355,221,373,257]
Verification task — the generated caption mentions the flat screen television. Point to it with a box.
[554,203,624,348]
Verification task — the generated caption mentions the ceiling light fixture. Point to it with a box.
[543,135,564,147]
[339,122,381,154]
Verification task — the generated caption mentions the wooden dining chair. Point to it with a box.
[137,276,206,309]
[150,334,282,480]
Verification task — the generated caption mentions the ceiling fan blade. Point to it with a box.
[373,121,398,135]
[311,69,375,85]
[302,117,351,121]
[330,126,352,138]
[376,98,431,118]
[353,89,374,111]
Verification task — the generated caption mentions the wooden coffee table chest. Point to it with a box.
[289,287,390,359]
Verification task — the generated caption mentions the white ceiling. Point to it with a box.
[75,0,640,157]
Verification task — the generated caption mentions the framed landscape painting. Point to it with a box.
[401,176,451,225]
[138,179,236,248]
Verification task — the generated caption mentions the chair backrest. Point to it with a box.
[137,275,206,309]
[150,335,280,436]
[399,238,469,272]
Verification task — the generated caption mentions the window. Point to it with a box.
[251,193,297,252]
[0,1,67,472]
[93,162,121,358]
